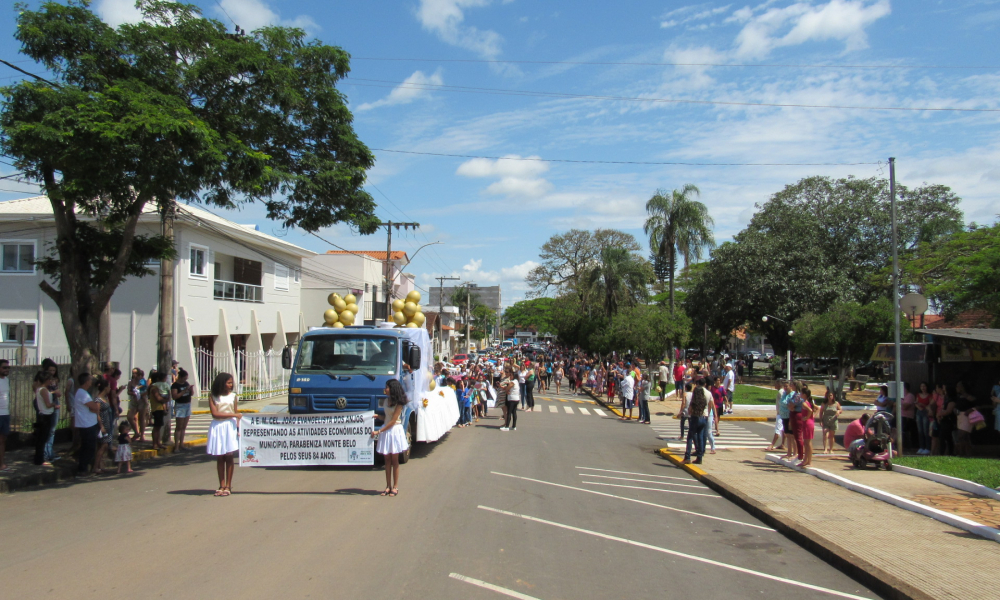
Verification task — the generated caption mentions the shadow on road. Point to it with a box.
[167,487,383,496]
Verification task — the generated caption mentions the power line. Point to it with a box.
[0,59,60,88]
[370,148,879,167]
[351,56,1000,71]
[348,77,1000,113]
[368,183,455,275]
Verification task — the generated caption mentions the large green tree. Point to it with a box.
[585,245,653,319]
[793,299,896,395]
[592,305,691,369]
[1,0,378,374]
[901,221,1000,326]
[502,297,555,333]
[683,175,963,354]
[643,184,715,312]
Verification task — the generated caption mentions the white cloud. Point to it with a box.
[416,0,503,58]
[422,259,539,291]
[356,70,445,111]
[456,155,552,198]
[214,0,318,34]
[731,0,891,59]
[95,0,143,27]
[661,4,732,28]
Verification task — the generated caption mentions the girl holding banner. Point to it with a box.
[373,379,409,497]
[208,373,241,497]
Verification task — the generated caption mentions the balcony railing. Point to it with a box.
[214,279,263,303]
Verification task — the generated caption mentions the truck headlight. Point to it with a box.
[291,396,307,408]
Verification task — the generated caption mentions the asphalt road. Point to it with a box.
[0,386,876,600]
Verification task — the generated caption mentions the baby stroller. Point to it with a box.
[849,412,894,470]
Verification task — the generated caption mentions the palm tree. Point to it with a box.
[644,184,715,313]
[587,246,652,319]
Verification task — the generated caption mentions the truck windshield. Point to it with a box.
[295,336,398,375]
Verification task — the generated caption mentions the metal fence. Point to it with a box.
[0,348,72,366]
[194,347,291,402]
[3,363,74,434]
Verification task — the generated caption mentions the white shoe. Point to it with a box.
[499,427,509,431]
[513,427,517,431]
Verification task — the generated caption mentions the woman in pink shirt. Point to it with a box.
[900,382,917,451]
[914,382,932,454]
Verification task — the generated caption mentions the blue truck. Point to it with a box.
[281,325,457,463]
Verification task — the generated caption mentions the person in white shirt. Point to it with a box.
[619,370,635,421]
[657,361,670,402]
[722,364,736,415]
[0,359,11,471]
[73,373,101,475]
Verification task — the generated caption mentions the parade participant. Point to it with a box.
[208,373,241,497]
[373,379,409,496]
[500,365,519,431]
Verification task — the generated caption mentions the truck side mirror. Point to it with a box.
[407,346,422,370]
[281,346,292,370]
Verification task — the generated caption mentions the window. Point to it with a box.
[233,257,262,285]
[293,268,300,283]
[189,244,208,278]
[274,263,289,291]
[1,320,37,346]
[1,241,36,273]
[214,262,221,280]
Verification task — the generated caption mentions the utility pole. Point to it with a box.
[466,283,474,354]
[377,221,419,320]
[157,198,176,374]
[890,157,903,456]
[436,275,459,355]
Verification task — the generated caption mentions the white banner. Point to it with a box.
[239,412,376,467]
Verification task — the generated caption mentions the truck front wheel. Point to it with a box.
[399,414,415,464]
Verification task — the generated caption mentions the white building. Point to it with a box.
[0,196,312,392]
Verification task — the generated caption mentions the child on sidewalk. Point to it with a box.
[116,421,133,474]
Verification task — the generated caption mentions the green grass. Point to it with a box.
[894,456,1000,489]
[733,384,779,405]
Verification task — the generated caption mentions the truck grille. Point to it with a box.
[313,396,373,411]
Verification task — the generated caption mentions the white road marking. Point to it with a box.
[548,405,558,413]
[580,474,705,489]
[563,406,574,414]
[582,481,719,497]
[477,507,874,600]
[449,573,543,600]
[491,471,772,531]
[578,407,591,415]
[593,408,607,416]
[576,466,696,482]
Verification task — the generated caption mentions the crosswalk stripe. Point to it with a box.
[578,407,590,415]
[563,406,574,414]
[593,408,607,416]
[548,405,558,413]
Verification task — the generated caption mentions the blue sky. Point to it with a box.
[2,0,1000,306]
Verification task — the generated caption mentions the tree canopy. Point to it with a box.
[643,184,714,312]
[901,221,1000,326]
[502,298,556,333]
[683,175,963,354]
[1,0,378,372]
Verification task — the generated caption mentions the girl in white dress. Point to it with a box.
[207,373,241,497]
[372,379,409,497]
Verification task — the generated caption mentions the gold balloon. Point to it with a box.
[391,299,405,312]
[346,302,359,314]
[405,322,418,328]
[339,310,355,325]
[344,293,357,305]
[411,312,426,327]
[323,309,338,324]
[406,290,421,304]
[333,297,347,312]
[327,293,341,306]
[332,321,345,328]
[403,301,417,317]
[392,311,407,325]
[428,379,436,391]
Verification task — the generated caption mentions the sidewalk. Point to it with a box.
[658,447,999,600]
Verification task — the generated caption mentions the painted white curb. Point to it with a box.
[765,454,1000,544]
[891,465,1000,500]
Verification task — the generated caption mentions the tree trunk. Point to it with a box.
[667,245,676,314]
[157,198,176,374]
